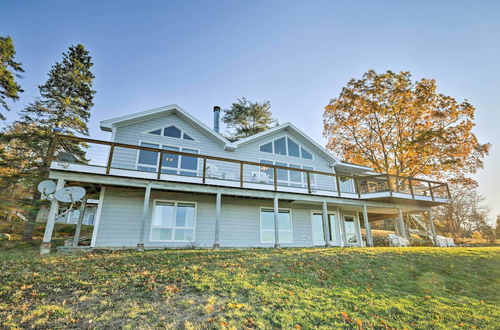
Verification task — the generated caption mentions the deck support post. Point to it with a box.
[73,198,87,247]
[336,206,344,247]
[428,208,438,245]
[322,201,330,247]
[397,208,407,239]
[137,184,151,250]
[213,193,221,248]
[362,205,374,247]
[40,179,65,254]
[273,196,280,248]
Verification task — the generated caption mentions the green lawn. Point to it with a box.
[0,246,499,329]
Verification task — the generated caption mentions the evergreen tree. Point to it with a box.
[0,36,24,120]
[222,97,277,141]
[2,44,96,240]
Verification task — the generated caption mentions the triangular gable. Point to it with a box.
[233,122,341,163]
[100,104,232,147]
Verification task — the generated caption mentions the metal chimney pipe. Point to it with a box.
[213,106,220,133]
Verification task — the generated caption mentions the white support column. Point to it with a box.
[213,193,221,248]
[322,201,330,247]
[355,212,363,247]
[273,196,280,248]
[73,198,87,247]
[397,208,407,238]
[336,206,344,247]
[40,179,65,254]
[137,184,152,250]
[362,205,374,247]
[90,187,106,248]
[428,208,438,245]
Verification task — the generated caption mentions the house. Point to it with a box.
[40,105,450,253]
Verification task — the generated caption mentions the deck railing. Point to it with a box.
[48,135,451,201]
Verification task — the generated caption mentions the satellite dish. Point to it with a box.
[38,180,56,195]
[54,187,86,203]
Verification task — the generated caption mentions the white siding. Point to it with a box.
[93,187,347,248]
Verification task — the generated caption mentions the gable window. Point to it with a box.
[287,138,300,157]
[259,136,313,160]
[260,142,272,153]
[146,125,196,141]
[274,137,287,155]
[136,142,199,176]
[301,147,313,159]
[260,208,293,243]
[150,201,196,242]
[164,125,182,138]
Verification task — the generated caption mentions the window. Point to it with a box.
[164,125,182,138]
[150,201,196,242]
[259,136,313,159]
[260,142,272,153]
[137,142,160,172]
[161,146,199,177]
[274,137,287,155]
[150,129,161,135]
[146,125,196,141]
[287,138,300,157]
[260,208,293,243]
[259,159,315,187]
[301,147,313,159]
[136,142,199,176]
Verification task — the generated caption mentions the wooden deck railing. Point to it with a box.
[48,134,451,201]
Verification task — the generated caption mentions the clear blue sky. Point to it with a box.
[2,0,499,220]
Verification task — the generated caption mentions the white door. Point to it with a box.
[311,213,325,246]
[343,215,358,245]
[312,213,339,246]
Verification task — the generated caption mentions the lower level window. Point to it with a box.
[260,208,293,243]
[150,201,196,242]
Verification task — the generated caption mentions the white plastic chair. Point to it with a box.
[252,171,269,183]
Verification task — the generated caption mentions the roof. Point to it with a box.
[100,104,233,147]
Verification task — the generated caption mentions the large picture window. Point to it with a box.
[260,208,293,243]
[136,142,199,176]
[150,201,196,242]
[259,159,315,187]
[259,136,314,160]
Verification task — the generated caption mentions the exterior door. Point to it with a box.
[312,212,338,246]
[311,213,325,245]
[343,215,358,245]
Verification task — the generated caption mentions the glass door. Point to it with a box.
[343,215,358,245]
[311,213,325,246]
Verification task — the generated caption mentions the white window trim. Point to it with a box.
[141,123,199,142]
[260,207,293,244]
[136,140,200,175]
[259,158,315,187]
[149,199,197,243]
[258,135,314,160]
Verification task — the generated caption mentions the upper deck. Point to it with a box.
[48,135,451,206]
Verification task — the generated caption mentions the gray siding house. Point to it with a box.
[40,105,450,253]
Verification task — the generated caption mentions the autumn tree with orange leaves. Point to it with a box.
[323,70,490,183]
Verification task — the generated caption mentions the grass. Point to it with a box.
[0,247,499,329]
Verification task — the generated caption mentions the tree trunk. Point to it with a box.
[22,192,42,241]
